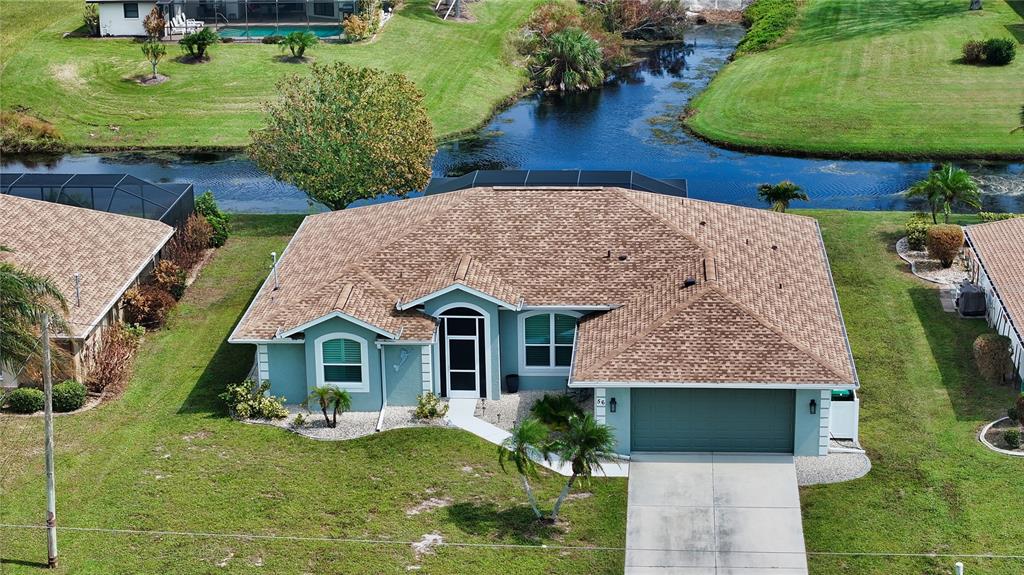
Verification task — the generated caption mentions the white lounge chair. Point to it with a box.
[167,13,205,35]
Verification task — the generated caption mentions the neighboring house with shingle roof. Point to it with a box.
[230,186,860,456]
[0,194,174,386]
[965,218,1024,389]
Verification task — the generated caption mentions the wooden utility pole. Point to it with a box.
[41,313,58,568]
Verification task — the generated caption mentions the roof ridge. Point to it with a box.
[578,284,713,376]
[709,286,853,383]
[616,189,713,261]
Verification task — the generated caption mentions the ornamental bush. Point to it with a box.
[973,334,1013,385]
[905,214,931,250]
[925,224,964,268]
[982,38,1016,66]
[414,392,448,420]
[961,40,985,64]
[7,387,44,413]
[979,212,1021,222]
[1004,428,1021,449]
[262,35,284,45]
[166,213,213,270]
[737,0,798,54]
[343,15,369,41]
[194,191,230,247]
[123,284,176,327]
[154,260,187,299]
[220,379,288,420]
[179,27,219,61]
[52,380,87,412]
[86,323,144,393]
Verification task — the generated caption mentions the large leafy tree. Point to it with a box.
[498,418,550,518]
[0,247,69,379]
[906,163,980,223]
[532,27,605,92]
[546,413,615,520]
[249,63,435,210]
[756,180,808,213]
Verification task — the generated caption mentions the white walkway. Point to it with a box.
[626,453,808,574]
[445,398,628,478]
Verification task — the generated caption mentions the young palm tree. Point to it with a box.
[547,413,616,521]
[0,247,68,378]
[307,386,334,427]
[498,418,550,518]
[756,181,808,212]
[907,164,980,224]
[330,387,352,428]
[280,31,318,59]
[533,27,605,92]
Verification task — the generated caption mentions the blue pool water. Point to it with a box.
[218,25,342,39]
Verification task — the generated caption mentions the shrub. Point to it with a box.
[1004,428,1021,449]
[530,393,583,432]
[262,35,284,45]
[961,40,985,65]
[143,6,165,38]
[83,3,99,36]
[153,260,186,299]
[52,380,87,412]
[280,30,318,58]
[737,0,798,54]
[166,213,213,270]
[925,224,964,268]
[0,111,65,154]
[220,379,289,420]
[194,191,230,247]
[979,212,1021,222]
[521,2,628,71]
[1016,393,1024,423]
[343,15,369,41]
[1009,404,1020,424]
[982,38,1016,66]
[290,412,307,428]
[179,28,219,61]
[86,323,143,393]
[973,334,1013,384]
[122,284,176,327]
[905,214,932,250]
[414,392,448,419]
[587,0,687,41]
[7,387,44,413]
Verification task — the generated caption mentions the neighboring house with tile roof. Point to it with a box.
[230,186,860,456]
[965,218,1024,389]
[0,194,174,386]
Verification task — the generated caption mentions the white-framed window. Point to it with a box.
[518,311,579,374]
[314,333,369,392]
[123,3,140,18]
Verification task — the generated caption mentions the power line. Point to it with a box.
[2,524,1023,561]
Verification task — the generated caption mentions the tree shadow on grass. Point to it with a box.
[0,558,50,569]
[445,502,558,546]
[908,287,1016,422]
[794,1,966,46]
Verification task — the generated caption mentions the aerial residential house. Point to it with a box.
[230,183,860,456]
[965,218,1024,389]
[0,188,178,387]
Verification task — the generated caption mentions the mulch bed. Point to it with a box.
[983,418,1024,453]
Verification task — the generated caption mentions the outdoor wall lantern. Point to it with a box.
[609,397,617,413]
[809,399,817,415]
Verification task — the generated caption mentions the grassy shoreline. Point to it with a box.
[686,0,1024,160]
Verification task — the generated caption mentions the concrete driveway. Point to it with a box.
[625,453,808,574]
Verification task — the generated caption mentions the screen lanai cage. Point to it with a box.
[159,0,363,40]
[1,173,195,229]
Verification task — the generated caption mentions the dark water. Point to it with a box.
[4,25,1021,213]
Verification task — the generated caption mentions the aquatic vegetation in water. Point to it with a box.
[670,81,693,92]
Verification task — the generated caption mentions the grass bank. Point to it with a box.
[1,212,1022,573]
[687,0,1024,159]
[0,0,539,150]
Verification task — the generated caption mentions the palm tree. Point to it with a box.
[307,386,334,426]
[907,164,980,224]
[546,413,616,521]
[756,181,808,212]
[498,418,550,519]
[280,31,318,59]
[330,387,351,428]
[0,247,68,378]
[533,27,605,92]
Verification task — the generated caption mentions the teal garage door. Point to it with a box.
[631,389,795,453]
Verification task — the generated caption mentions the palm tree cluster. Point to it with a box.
[306,386,352,427]
[280,31,318,59]
[905,163,981,224]
[0,246,69,381]
[499,409,616,521]
[531,27,605,92]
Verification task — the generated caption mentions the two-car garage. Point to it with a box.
[630,388,796,453]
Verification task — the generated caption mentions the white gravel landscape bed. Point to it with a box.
[895,236,968,285]
[246,404,446,441]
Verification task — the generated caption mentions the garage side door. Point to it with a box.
[631,388,795,453]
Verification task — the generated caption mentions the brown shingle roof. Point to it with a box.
[0,194,174,339]
[966,218,1024,340]
[231,187,856,386]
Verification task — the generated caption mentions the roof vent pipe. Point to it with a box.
[271,252,280,290]
[73,273,81,307]
[683,277,697,288]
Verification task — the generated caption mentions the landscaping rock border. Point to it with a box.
[978,417,1024,457]
[245,405,447,441]
[794,451,871,486]
[895,236,968,285]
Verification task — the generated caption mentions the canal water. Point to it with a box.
[3,24,1021,214]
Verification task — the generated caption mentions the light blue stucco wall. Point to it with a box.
[603,388,631,457]
[383,344,426,406]
[498,310,572,391]
[422,289,502,400]
[302,317,383,412]
[793,389,823,456]
[266,344,306,403]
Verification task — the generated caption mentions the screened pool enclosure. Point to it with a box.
[159,0,361,39]
[1,173,195,228]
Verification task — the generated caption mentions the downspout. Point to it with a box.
[375,342,387,431]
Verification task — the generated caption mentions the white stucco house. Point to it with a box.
[87,1,157,36]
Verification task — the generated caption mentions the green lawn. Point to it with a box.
[0,0,538,149]
[687,0,1024,159]
[2,211,1023,574]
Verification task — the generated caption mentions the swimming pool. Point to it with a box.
[217,25,342,39]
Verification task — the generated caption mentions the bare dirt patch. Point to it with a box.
[411,532,444,559]
[405,496,452,516]
[51,63,84,89]
[133,74,170,86]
